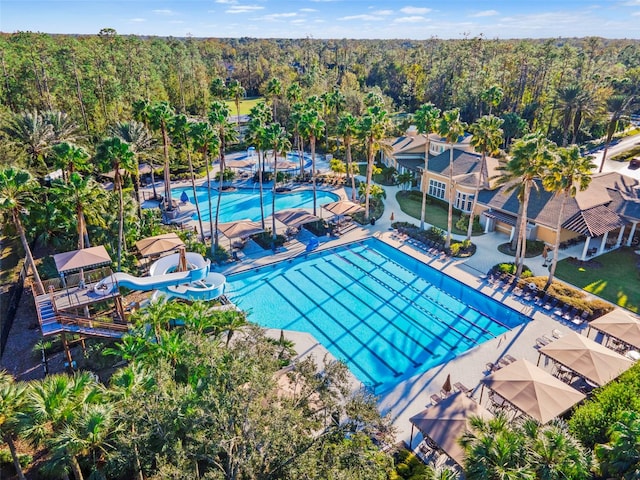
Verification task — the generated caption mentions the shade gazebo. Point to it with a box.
[322,200,365,217]
[538,331,633,387]
[588,309,640,351]
[409,392,493,466]
[217,219,264,240]
[53,246,112,274]
[482,359,585,424]
[226,159,256,169]
[273,209,321,229]
[135,233,185,258]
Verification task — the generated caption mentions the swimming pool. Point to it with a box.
[225,239,528,392]
[172,186,339,223]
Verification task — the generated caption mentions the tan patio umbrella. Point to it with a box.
[442,374,452,395]
[409,392,493,466]
[266,160,298,170]
[274,209,321,229]
[217,219,264,239]
[322,200,365,216]
[539,331,633,386]
[53,245,112,274]
[588,309,640,350]
[226,158,256,169]
[135,233,185,258]
[482,359,585,424]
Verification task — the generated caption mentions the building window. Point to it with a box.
[429,179,446,200]
[455,191,474,212]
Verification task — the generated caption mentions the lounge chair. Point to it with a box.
[454,382,472,395]
[543,297,558,311]
[504,354,517,364]
[430,393,443,406]
[552,329,564,339]
[536,336,552,348]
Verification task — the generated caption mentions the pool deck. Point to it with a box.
[143,173,607,449]
[216,220,589,448]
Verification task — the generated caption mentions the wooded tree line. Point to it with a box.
[1,32,639,147]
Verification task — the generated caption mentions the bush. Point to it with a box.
[455,214,483,234]
[494,262,533,278]
[304,220,328,237]
[251,231,285,249]
[569,362,640,448]
[0,449,32,468]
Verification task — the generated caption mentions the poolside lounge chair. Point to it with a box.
[430,393,443,406]
[485,362,500,374]
[543,297,559,311]
[552,329,564,339]
[504,354,517,364]
[454,382,473,396]
[536,336,552,348]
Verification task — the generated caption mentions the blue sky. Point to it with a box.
[1,0,640,39]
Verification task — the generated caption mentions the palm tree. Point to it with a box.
[596,411,640,480]
[556,83,583,147]
[496,132,556,278]
[0,371,28,480]
[266,77,283,121]
[43,110,80,146]
[358,105,390,221]
[208,101,238,249]
[227,79,245,124]
[109,120,157,216]
[288,102,305,176]
[148,101,175,211]
[3,110,54,172]
[50,142,90,182]
[190,121,220,255]
[169,114,205,241]
[467,115,504,241]
[50,403,118,480]
[300,108,325,216]
[263,122,291,241]
[461,414,533,480]
[22,372,104,480]
[50,173,107,250]
[480,85,504,116]
[95,137,136,271]
[0,167,44,293]
[437,108,467,249]
[209,77,227,100]
[247,101,272,229]
[285,82,302,105]
[131,298,182,344]
[520,419,591,480]
[599,94,635,173]
[336,113,359,202]
[413,103,441,230]
[542,146,594,288]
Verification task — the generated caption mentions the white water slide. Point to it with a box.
[94,252,225,301]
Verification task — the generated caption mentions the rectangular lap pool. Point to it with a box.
[225,239,528,392]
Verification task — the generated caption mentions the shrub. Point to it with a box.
[251,231,285,249]
[569,363,640,448]
[495,262,533,277]
[304,220,328,237]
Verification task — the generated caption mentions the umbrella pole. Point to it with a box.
[537,352,542,366]
[479,384,485,404]
[409,424,414,450]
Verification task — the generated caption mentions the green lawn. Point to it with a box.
[395,191,482,236]
[225,97,263,116]
[555,248,640,313]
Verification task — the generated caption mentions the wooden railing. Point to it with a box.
[57,312,130,333]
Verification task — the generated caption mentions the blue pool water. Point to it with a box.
[172,186,339,223]
[225,239,528,392]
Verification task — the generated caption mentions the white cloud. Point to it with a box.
[400,6,431,15]
[632,10,640,14]
[619,0,640,5]
[291,19,306,24]
[152,9,174,15]
[469,10,499,18]
[227,5,265,13]
[262,12,298,21]
[338,14,385,21]
[393,16,426,23]
[372,9,393,16]
[129,18,146,23]
[299,8,317,12]
[215,0,238,3]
